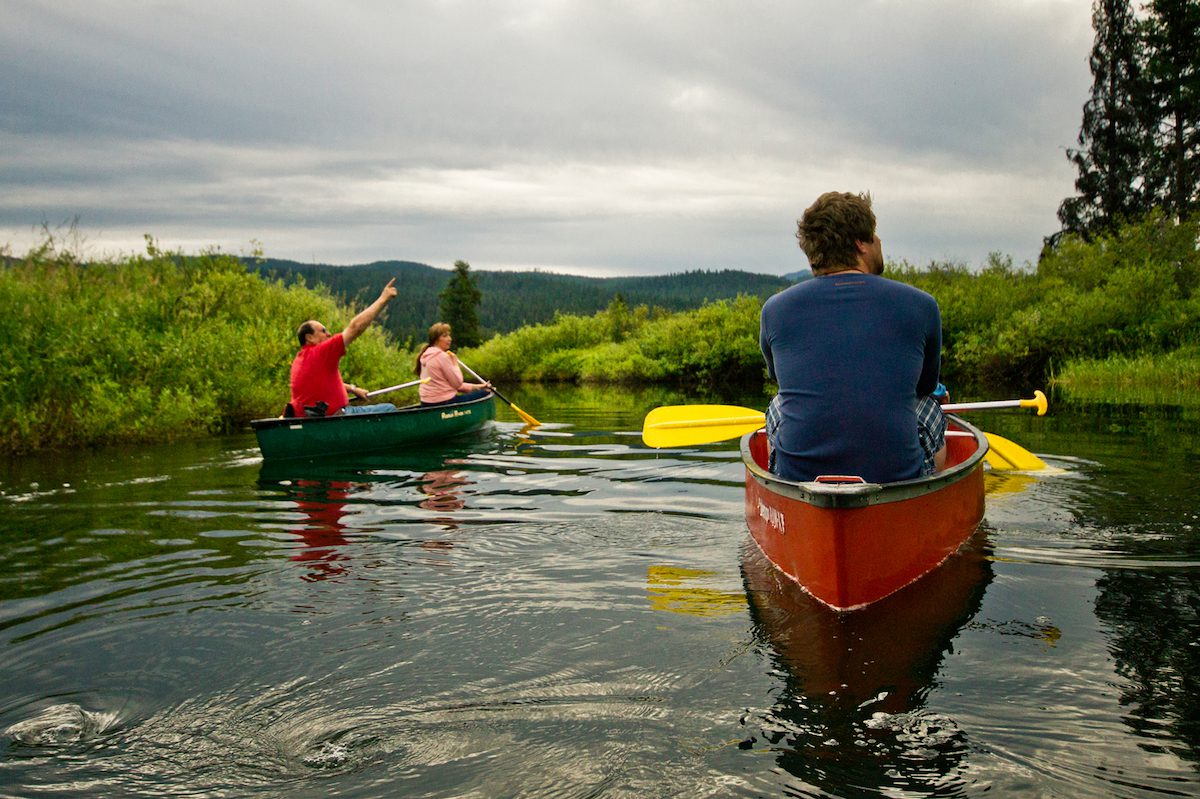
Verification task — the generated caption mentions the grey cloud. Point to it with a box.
[2,0,1095,272]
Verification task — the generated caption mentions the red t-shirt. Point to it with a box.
[289,334,348,416]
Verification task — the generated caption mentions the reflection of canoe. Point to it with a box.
[741,416,987,611]
[250,393,496,461]
[742,532,992,712]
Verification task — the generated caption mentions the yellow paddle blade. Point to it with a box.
[642,404,764,448]
[509,403,540,427]
[984,432,1047,471]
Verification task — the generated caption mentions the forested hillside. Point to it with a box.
[247,258,794,346]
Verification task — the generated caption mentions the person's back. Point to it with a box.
[761,190,946,484]
[760,273,940,483]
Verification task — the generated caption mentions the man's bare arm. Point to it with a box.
[343,278,398,345]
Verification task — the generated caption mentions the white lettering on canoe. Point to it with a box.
[757,498,786,535]
[440,409,471,420]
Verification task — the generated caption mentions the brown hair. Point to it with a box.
[414,322,452,375]
[297,320,318,348]
[795,191,876,272]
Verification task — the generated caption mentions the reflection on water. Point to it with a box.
[645,566,747,618]
[1,390,1199,797]
[742,533,992,796]
[288,479,354,581]
[1094,569,1200,761]
[417,469,471,526]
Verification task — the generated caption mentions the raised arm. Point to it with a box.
[343,278,398,346]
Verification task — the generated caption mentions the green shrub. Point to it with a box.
[0,236,408,453]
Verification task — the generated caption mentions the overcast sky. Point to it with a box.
[1,1,1095,276]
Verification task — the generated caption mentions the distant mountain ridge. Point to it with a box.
[247,257,796,346]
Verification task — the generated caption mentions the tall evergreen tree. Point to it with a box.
[1142,0,1200,220]
[1056,0,1152,241]
[438,260,483,348]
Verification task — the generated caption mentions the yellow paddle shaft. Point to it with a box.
[943,390,1048,416]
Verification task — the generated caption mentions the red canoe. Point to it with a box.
[741,416,987,611]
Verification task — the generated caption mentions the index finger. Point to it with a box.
[386,277,396,288]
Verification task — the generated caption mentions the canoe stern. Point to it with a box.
[742,418,987,610]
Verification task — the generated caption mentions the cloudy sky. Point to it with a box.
[2,1,1095,276]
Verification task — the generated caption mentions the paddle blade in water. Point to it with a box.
[508,401,540,427]
[642,404,765,448]
[983,432,1048,470]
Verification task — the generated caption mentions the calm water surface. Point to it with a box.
[1,386,1198,798]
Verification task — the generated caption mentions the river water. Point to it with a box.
[1,386,1197,798]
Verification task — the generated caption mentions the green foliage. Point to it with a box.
[1057,0,1200,240]
[1142,0,1200,220]
[463,294,764,388]
[466,211,1200,396]
[438,260,483,348]
[1057,0,1152,241]
[1054,344,1200,405]
[7,208,1197,455]
[0,236,405,454]
[903,212,1200,389]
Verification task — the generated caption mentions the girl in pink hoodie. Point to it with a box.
[415,323,492,405]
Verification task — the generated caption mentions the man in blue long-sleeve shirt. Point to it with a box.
[759,191,946,483]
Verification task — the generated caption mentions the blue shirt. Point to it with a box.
[759,273,942,483]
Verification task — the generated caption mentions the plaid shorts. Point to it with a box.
[914,394,947,475]
[766,394,947,477]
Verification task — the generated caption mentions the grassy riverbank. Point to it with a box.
[4,210,1199,454]
[1052,345,1200,406]
[464,211,1200,398]
[0,238,403,454]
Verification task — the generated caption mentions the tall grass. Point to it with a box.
[6,207,1200,454]
[1053,346,1200,405]
[0,236,406,454]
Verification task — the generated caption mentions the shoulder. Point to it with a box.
[309,334,347,361]
[426,349,453,368]
[763,280,818,313]
[877,276,937,306]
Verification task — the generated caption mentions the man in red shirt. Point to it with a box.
[289,278,399,417]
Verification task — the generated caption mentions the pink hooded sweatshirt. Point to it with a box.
[419,347,466,403]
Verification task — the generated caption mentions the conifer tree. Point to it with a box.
[1056,0,1152,241]
[438,260,483,348]
[1142,0,1200,220]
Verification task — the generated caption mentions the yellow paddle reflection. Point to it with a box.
[646,565,747,618]
[984,470,1038,497]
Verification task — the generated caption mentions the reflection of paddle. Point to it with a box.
[645,565,747,618]
[642,392,1049,470]
[459,361,541,427]
[365,377,429,398]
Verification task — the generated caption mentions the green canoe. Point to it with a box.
[250,393,496,460]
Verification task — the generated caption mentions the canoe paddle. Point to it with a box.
[979,432,1047,470]
[365,377,429,398]
[641,391,1049,470]
[459,361,541,427]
